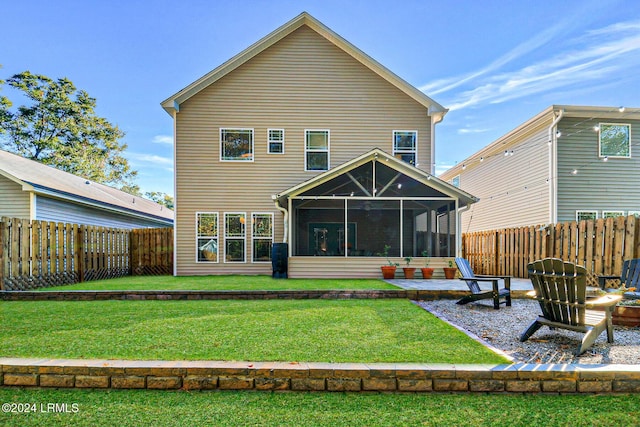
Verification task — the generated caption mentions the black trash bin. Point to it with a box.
[272,243,288,279]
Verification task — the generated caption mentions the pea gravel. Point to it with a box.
[416,298,640,364]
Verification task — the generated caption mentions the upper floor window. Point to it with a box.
[393,130,417,165]
[305,130,330,171]
[221,128,254,161]
[599,123,630,158]
[451,175,460,188]
[268,129,285,154]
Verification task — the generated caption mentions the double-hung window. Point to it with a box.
[393,130,417,165]
[221,128,254,161]
[305,130,330,171]
[224,213,246,262]
[599,123,630,158]
[576,211,597,222]
[268,129,284,154]
[196,212,218,262]
[252,213,273,262]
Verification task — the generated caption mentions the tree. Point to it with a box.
[0,71,139,192]
[144,191,174,210]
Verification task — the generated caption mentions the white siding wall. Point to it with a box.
[36,196,170,229]
[175,26,435,275]
[0,176,30,219]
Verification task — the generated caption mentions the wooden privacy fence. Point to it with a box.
[462,215,640,284]
[0,217,173,290]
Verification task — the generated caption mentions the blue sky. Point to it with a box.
[2,0,640,197]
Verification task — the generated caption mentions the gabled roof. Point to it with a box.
[161,12,447,119]
[0,149,173,224]
[276,148,477,207]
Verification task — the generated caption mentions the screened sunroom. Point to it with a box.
[275,149,477,271]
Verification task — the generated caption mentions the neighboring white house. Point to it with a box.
[439,105,640,232]
[0,149,173,228]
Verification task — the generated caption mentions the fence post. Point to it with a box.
[77,224,85,283]
[0,218,4,290]
[492,229,499,276]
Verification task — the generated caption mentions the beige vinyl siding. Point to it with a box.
[557,118,640,222]
[289,257,453,279]
[175,26,434,275]
[442,126,551,233]
[0,176,30,219]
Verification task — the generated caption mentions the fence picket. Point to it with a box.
[0,217,173,290]
[462,216,640,280]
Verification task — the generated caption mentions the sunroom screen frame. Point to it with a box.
[276,149,477,259]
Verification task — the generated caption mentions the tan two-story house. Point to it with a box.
[162,12,477,278]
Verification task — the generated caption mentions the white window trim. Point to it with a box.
[628,211,640,218]
[252,212,274,263]
[220,128,255,162]
[392,130,418,165]
[598,123,631,159]
[224,212,247,263]
[267,128,285,154]
[576,210,598,221]
[305,129,330,171]
[451,175,460,188]
[196,212,218,263]
[602,210,625,219]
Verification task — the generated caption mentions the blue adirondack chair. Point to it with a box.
[598,258,640,300]
[454,257,512,310]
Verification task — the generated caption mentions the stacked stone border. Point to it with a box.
[2,358,640,393]
[0,289,530,301]
[3,289,633,394]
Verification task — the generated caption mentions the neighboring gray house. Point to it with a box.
[0,149,173,228]
[439,105,640,232]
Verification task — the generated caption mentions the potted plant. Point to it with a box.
[420,250,434,279]
[443,259,458,279]
[379,245,399,279]
[403,256,416,279]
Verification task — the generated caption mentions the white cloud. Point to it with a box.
[458,127,490,135]
[419,19,570,96]
[152,135,173,145]
[423,19,640,112]
[128,152,173,166]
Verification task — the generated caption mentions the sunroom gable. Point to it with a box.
[276,149,477,205]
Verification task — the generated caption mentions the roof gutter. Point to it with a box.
[548,108,563,224]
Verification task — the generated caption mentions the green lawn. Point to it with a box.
[0,388,636,427]
[1,299,506,363]
[41,275,396,291]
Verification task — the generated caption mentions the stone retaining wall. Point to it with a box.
[2,359,639,393]
[0,289,531,301]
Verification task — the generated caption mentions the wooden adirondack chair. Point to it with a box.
[454,257,511,310]
[597,258,640,291]
[520,258,622,355]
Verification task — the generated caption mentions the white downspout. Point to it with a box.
[547,109,563,224]
[272,195,288,244]
[456,204,471,257]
